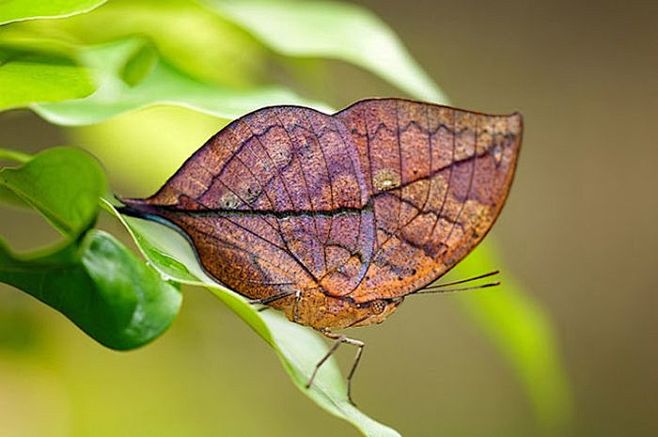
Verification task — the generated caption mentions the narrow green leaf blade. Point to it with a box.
[105,201,400,437]
[0,229,182,350]
[207,0,448,103]
[0,0,107,26]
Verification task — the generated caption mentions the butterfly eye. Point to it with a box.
[370,299,387,315]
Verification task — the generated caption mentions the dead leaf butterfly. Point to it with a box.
[119,98,522,403]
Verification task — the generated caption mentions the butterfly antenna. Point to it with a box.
[413,281,501,295]
[426,269,500,289]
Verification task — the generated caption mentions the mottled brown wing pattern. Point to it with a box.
[336,99,522,302]
[122,106,376,302]
[121,98,521,309]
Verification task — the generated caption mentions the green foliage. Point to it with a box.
[0,147,105,235]
[0,0,572,435]
[0,148,181,349]
[35,38,330,126]
[0,40,94,110]
[0,0,107,26]
[0,230,182,350]
[20,0,265,87]
[208,0,449,103]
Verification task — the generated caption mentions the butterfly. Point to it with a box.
[119,98,522,403]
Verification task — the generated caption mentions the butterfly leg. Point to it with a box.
[345,337,365,406]
[306,330,365,406]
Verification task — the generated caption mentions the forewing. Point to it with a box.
[336,99,522,302]
[120,106,375,300]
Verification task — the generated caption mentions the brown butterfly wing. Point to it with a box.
[335,99,522,302]
[121,106,375,302]
[121,99,521,308]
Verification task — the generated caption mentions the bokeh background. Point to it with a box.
[1,0,657,436]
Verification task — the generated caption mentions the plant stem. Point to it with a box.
[0,148,31,164]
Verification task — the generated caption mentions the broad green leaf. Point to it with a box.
[34,38,332,126]
[451,244,573,431]
[0,0,107,26]
[0,41,94,110]
[104,200,400,437]
[0,147,106,238]
[0,229,181,350]
[207,0,449,103]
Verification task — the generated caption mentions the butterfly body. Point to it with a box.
[271,288,403,330]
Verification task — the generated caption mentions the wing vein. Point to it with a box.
[425,110,456,247]
[302,111,335,247]
[274,109,328,275]
[440,116,479,251]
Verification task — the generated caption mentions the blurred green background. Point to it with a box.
[1,0,657,436]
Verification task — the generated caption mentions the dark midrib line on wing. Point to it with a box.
[161,203,372,219]
[153,147,494,221]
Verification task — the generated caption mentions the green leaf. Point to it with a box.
[207,0,449,103]
[0,229,181,350]
[0,0,107,26]
[452,244,573,431]
[0,41,94,110]
[104,200,400,437]
[0,147,107,238]
[0,147,181,349]
[34,38,332,126]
